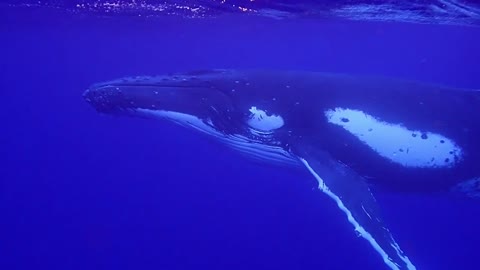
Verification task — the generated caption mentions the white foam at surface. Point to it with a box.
[325,107,462,168]
[299,158,417,270]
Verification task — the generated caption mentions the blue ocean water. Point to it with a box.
[1,1,480,270]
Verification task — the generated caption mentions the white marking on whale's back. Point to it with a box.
[247,106,284,131]
[325,108,463,168]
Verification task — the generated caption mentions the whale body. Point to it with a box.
[84,69,480,270]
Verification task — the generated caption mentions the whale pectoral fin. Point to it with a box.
[295,149,416,270]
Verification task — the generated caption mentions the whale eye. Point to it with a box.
[247,106,284,131]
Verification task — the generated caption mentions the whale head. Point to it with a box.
[83,69,297,165]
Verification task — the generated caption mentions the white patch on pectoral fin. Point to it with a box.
[325,107,463,168]
[296,148,416,270]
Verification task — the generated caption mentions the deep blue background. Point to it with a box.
[1,7,480,270]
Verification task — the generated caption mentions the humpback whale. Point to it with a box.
[83,69,480,270]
